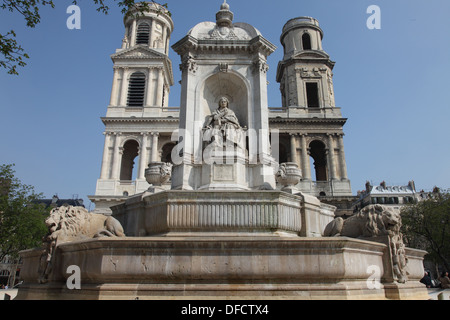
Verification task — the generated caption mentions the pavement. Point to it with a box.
[427,288,450,300]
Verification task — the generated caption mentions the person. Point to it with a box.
[203,96,243,149]
[439,271,450,289]
[420,271,432,288]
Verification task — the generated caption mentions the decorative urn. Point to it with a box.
[276,162,302,191]
[145,162,173,186]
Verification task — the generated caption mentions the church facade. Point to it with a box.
[88,2,353,214]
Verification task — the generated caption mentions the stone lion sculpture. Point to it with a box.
[38,206,125,283]
[323,204,400,238]
[44,206,125,243]
[324,204,408,283]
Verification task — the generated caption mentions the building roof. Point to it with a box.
[33,195,85,209]
[369,185,415,196]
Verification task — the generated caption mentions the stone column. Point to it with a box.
[149,19,154,48]
[145,68,154,107]
[130,20,137,46]
[165,35,170,55]
[163,85,169,108]
[156,68,164,106]
[151,132,159,162]
[138,132,149,179]
[300,134,311,180]
[100,132,112,179]
[338,134,348,180]
[109,67,120,106]
[122,26,129,49]
[111,132,122,179]
[119,68,129,107]
[327,134,337,180]
[162,25,167,51]
[144,67,153,107]
[290,133,298,165]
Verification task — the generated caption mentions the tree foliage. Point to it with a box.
[0,164,49,261]
[401,190,450,271]
[0,0,169,75]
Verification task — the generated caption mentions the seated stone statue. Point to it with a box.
[203,96,244,149]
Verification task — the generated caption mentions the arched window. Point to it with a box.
[127,72,146,107]
[120,140,139,181]
[161,143,176,164]
[136,22,150,45]
[302,33,312,50]
[309,140,327,181]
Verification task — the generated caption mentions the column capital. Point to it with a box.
[151,132,160,137]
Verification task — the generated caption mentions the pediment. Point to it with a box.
[292,50,330,60]
[111,46,166,60]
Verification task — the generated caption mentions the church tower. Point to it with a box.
[89,2,178,214]
[274,17,352,197]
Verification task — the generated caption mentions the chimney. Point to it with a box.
[365,181,371,193]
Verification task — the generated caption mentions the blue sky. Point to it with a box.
[1,0,449,209]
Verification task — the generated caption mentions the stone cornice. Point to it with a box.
[101,117,179,124]
[111,46,167,60]
[269,117,347,125]
[172,34,276,57]
[276,54,335,82]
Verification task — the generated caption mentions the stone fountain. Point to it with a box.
[16,2,428,300]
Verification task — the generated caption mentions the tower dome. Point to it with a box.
[122,1,174,53]
[280,16,325,58]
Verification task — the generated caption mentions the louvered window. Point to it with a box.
[136,23,150,45]
[127,72,146,107]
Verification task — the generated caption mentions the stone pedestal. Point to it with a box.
[111,190,334,238]
[200,148,248,190]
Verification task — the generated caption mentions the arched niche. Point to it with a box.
[200,72,249,129]
[309,140,327,182]
[120,139,139,181]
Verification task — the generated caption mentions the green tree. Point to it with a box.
[0,0,169,75]
[401,190,450,272]
[0,164,49,261]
